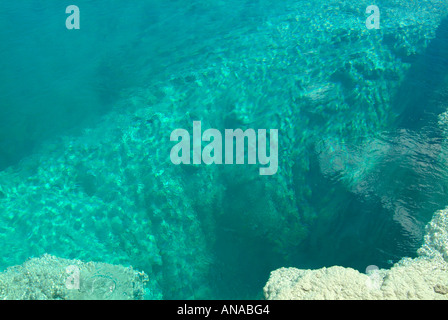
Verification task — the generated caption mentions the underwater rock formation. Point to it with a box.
[0,254,148,300]
[264,207,448,300]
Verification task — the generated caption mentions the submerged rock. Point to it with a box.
[0,254,148,300]
[264,208,448,300]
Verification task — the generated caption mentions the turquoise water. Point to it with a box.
[1,0,448,299]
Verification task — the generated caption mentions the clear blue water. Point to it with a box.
[1,0,448,299]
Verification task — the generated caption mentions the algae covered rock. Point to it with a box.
[0,254,148,300]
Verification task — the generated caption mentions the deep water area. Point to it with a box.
[1,0,448,299]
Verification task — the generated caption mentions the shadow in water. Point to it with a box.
[297,17,448,272]
[394,16,448,131]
